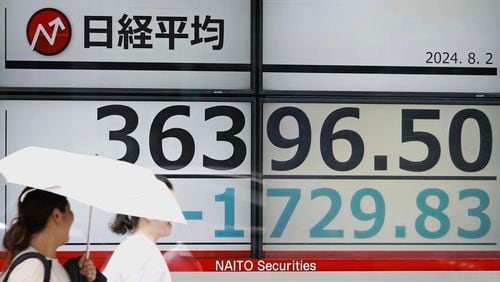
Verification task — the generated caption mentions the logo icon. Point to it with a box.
[26,8,71,56]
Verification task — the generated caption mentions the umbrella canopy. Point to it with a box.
[0,146,186,224]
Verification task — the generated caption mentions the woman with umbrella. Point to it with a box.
[103,175,174,282]
[0,147,185,281]
[1,187,98,281]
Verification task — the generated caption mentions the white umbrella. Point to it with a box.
[0,146,186,256]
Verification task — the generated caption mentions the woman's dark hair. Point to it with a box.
[110,175,173,235]
[3,187,68,263]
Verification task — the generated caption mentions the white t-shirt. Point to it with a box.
[1,247,70,282]
[103,234,172,282]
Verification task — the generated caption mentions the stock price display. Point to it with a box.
[96,102,252,245]
[0,100,252,249]
[262,102,500,252]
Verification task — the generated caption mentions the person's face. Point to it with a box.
[152,188,175,238]
[150,219,173,238]
[146,186,175,239]
[59,203,74,243]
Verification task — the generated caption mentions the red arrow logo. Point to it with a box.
[27,8,71,56]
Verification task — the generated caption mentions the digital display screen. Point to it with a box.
[263,0,500,94]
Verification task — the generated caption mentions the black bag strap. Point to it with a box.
[3,252,52,282]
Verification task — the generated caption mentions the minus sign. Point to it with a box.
[183,211,203,220]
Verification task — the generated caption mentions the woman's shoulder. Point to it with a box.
[118,234,158,252]
[2,249,70,281]
[104,234,168,280]
[109,234,165,265]
[108,234,156,265]
[2,255,46,281]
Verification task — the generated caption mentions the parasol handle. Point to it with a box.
[85,206,93,259]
